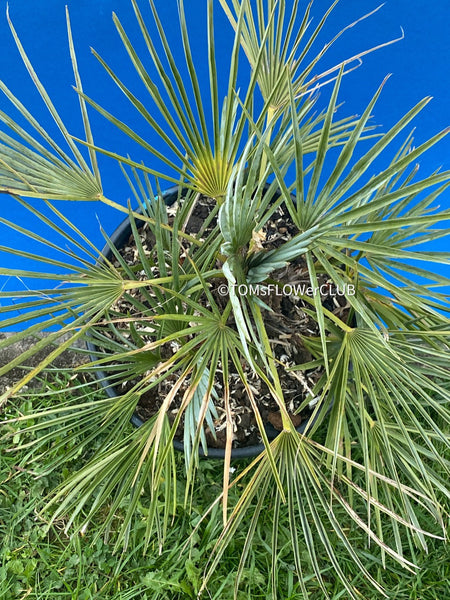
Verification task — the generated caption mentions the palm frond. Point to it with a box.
[0,8,102,200]
[198,429,440,599]
[218,0,402,110]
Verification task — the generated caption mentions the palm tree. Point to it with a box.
[1,1,449,598]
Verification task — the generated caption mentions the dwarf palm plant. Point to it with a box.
[1,1,449,598]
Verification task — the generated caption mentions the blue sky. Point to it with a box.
[0,0,448,318]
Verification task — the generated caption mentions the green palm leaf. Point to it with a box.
[0,8,102,200]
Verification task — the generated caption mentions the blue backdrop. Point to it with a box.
[0,0,449,327]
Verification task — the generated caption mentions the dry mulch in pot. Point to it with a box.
[99,195,351,449]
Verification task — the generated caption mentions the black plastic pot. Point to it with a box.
[86,185,320,459]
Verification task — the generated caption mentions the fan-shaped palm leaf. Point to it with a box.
[0,8,102,201]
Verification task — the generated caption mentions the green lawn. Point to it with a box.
[1,374,449,600]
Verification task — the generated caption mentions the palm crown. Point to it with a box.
[0,1,449,598]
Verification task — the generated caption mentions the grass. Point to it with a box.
[1,372,450,600]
